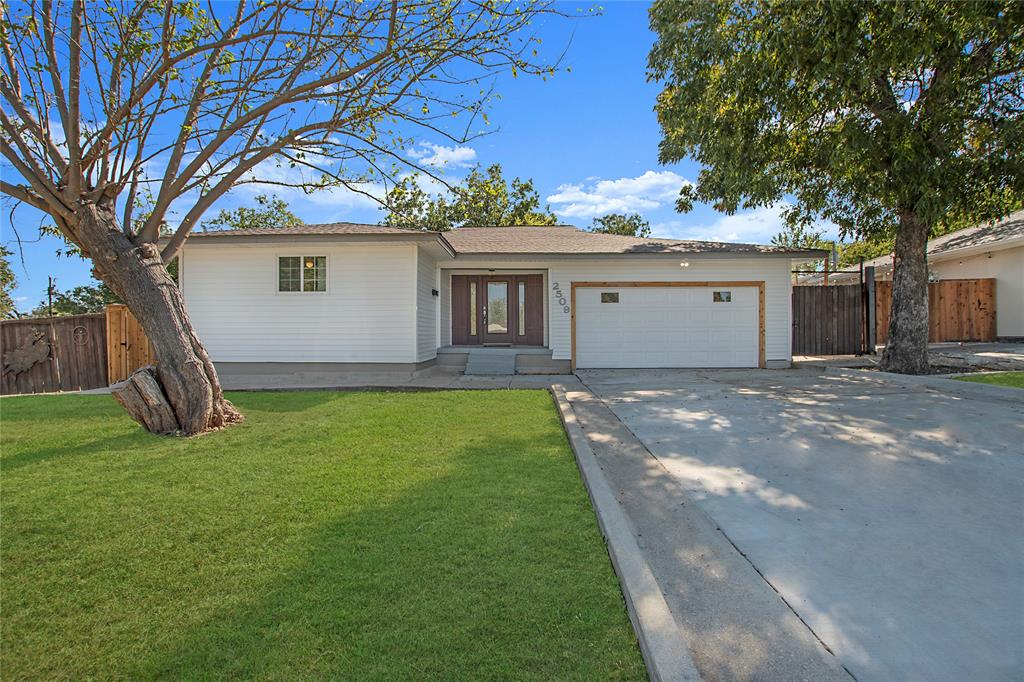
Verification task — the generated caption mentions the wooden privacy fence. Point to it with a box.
[0,305,153,395]
[105,304,154,384]
[0,313,108,395]
[875,278,996,344]
[792,284,866,355]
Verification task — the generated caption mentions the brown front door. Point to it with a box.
[451,274,543,346]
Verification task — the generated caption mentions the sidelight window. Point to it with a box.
[518,281,526,334]
[469,280,477,336]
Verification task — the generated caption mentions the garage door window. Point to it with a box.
[601,292,619,303]
[713,291,732,303]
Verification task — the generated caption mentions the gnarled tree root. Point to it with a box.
[112,365,243,436]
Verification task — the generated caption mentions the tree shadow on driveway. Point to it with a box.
[577,368,1024,681]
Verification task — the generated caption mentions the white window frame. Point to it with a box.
[276,254,329,294]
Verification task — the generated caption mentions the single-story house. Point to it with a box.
[176,224,822,374]
[807,210,1024,338]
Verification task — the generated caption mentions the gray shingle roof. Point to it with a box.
[187,222,822,256]
[442,225,810,255]
[191,222,425,237]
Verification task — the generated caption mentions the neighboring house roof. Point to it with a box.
[186,222,823,258]
[915,209,1024,259]
[798,209,1024,284]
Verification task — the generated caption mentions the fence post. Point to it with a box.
[864,266,876,354]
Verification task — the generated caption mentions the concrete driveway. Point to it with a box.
[577,369,1024,681]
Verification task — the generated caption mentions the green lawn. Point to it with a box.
[1,390,644,680]
[953,371,1024,389]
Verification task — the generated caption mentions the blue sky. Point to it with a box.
[1,1,839,313]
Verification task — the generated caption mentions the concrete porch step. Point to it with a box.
[464,351,517,375]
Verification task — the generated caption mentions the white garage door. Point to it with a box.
[574,285,759,368]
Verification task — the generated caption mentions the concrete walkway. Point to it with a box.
[218,366,574,391]
[578,368,1024,682]
[927,340,1024,370]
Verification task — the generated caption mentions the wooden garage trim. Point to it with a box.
[570,281,767,371]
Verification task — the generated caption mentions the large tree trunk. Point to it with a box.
[76,202,242,435]
[879,210,931,374]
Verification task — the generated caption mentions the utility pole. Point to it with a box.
[47,276,55,317]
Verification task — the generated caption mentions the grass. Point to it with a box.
[0,390,645,680]
[953,371,1024,389]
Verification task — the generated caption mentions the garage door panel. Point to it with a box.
[575,286,759,368]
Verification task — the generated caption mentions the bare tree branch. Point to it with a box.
[1,0,567,252]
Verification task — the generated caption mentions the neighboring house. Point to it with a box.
[805,211,1024,338]
[176,224,822,373]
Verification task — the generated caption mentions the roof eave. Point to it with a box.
[176,231,450,248]
[451,249,820,258]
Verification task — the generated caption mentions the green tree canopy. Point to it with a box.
[589,213,651,237]
[382,164,558,230]
[202,195,303,232]
[771,223,833,272]
[31,283,121,317]
[649,1,1023,372]
[0,247,16,318]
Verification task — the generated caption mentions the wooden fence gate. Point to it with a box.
[105,304,154,384]
[792,284,866,355]
[0,313,108,394]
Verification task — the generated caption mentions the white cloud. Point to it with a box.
[407,142,477,168]
[546,170,691,218]
[652,203,840,244]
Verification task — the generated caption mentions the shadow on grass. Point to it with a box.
[0,394,122,422]
[136,434,643,681]
[225,390,351,414]
[0,432,153,472]
[1,391,355,473]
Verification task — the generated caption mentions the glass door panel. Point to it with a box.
[486,281,508,334]
[483,278,513,343]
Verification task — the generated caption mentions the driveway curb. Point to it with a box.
[550,385,701,682]
[825,366,1024,403]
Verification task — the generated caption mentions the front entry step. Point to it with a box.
[464,351,517,375]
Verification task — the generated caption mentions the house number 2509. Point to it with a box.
[551,281,570,313]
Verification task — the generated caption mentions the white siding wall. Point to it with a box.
[928,246,1024,337]
[443,257,794,362]
[415,248,439,361]
[182,242,418,362]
